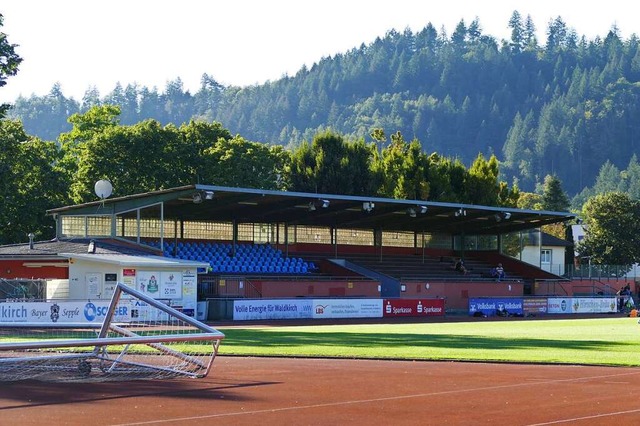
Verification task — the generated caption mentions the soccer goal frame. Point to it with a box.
[0,282,224,382]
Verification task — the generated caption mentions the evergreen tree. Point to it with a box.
[541,174,570,211]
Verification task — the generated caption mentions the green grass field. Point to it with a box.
[216,317,640,366]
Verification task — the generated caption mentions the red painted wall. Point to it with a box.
[0,259,68,280]
[255,280,380,298]
[400,280,525,310]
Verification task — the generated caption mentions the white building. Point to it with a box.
[519,232,572,276]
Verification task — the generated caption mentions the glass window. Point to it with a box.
[541,249,552,264]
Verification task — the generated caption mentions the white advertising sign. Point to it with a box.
[182,269,197,297]
[160,271,182,299]
[572,297,617,314]
[137,271,161,297]
[547,298,574,314]
[182,269,198,312]
[0,300,131,323]
[312,299,383,319]
[130,300,169,321]
[233,299,313,320]
[86,273,101,299]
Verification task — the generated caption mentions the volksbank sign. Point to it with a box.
[468,298,524,316]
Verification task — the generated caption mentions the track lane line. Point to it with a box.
[111,369,640,426]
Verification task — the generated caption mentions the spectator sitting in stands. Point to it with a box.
[453,258,467,275]
[491,263,505,281]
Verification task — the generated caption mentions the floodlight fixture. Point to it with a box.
[407,207,417,218]
[418,205,428,214]
[454,208,466,217]
[192,192,203,204]
[308,201,317,212]
[503,212,511,220]
[321,199,330,208]
[363,201,375,212]
[204,190,215,200]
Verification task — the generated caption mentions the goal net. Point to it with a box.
[0,283,224,382]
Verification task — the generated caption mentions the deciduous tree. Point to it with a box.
[577,192,640,267]
[0,14,22,118]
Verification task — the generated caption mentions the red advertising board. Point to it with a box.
[383,299,445,317]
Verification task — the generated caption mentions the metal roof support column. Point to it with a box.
[173,220,178,256]
[136,209,141,243]
[232,220,238,257]
[160,202,164,251]
[374,228,383,261]
[53,214,60,238]
[284,223,289,257]
[332,226,338,258]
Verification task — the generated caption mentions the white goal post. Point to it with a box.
[0,282,224,382]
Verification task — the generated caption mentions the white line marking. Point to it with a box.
[111,370,640,426]
[526,408,640,425]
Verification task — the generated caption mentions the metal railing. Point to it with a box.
[543,263,640,280]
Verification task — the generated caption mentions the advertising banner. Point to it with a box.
[160,271,182,299]
[383,299,445,317]
[137,271,161,297]
[130,299,169,321]
[233,299,313,321]
[122,268,136,290]
[547,298,574,314]
[469,298,523,317]
[523,298,548,315]
[0,300,131,323]
[572,297,617,314]
[86,272,101,299]
[312,299,383,319]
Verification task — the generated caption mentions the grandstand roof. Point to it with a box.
[47,184,576,236]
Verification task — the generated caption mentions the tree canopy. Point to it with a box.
[577,192,640,267]
[0,13,22,118]
[6,12,640,203]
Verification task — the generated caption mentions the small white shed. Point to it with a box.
[56,253,208,316]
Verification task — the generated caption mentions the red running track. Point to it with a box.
[1,357,640,425]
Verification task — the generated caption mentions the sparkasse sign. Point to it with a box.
[383,299,445,317]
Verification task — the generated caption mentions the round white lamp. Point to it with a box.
[94,179,113,199]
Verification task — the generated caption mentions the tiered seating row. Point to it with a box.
[339,253,521,281]
[144,241,316,274]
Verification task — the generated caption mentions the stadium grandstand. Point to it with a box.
[0,184,593,318]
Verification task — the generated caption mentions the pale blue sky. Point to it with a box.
[1,0,637,102]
